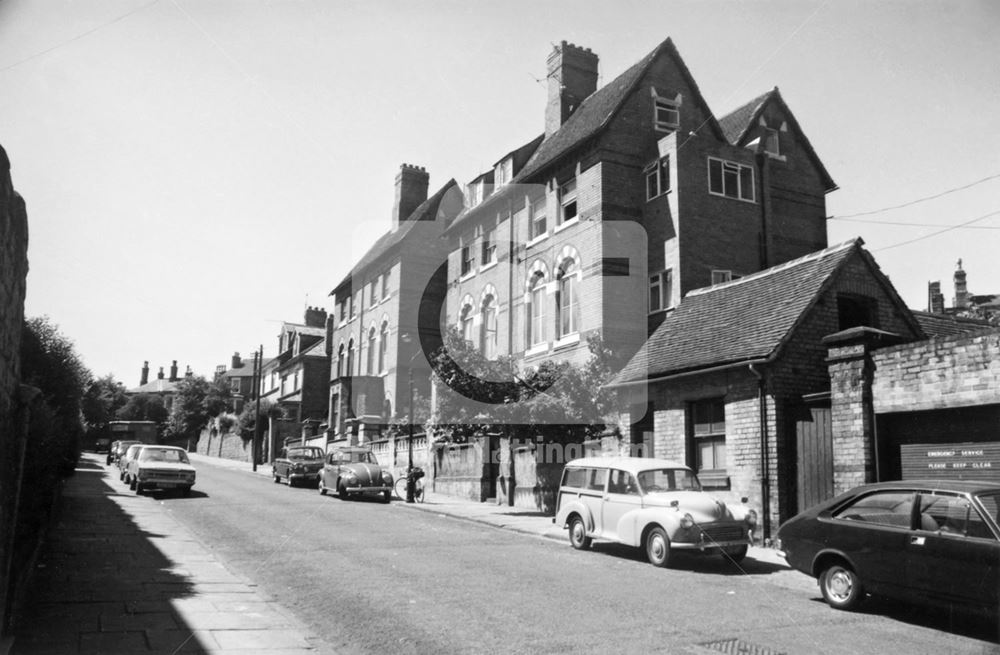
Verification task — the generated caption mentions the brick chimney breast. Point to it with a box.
[169,360,178,382]
[546,41,599,137]
[157,367,165,380]
[392,164,430,231]
[232,352,242,369]
[140,360,149,386]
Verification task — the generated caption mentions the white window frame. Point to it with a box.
[480,295,498,360]
[460,241,474,277]
[711,269,733,285]
[556,260,580,339]
[481,223,497,266]
[764,127,780,158]
[528,195,547,242]
[528,273,547,347]
[558,179,578,227]
[707,157,755,203]
[645,157,670,201]
[654,97,680,132]
[460,303,475,344]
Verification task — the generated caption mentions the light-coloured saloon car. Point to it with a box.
[126,445,196,496]
[554,457,757,567]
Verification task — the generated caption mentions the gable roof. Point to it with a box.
[911,310,995,338]
[716,87,836,192]
[516,37,726,183]
[330,179,458,295]
[609,239,918,387]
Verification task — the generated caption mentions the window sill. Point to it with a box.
[647,306,674,316]
[524,343,549,358]
[459,270,476,283]
[708,191,756,204]
[553,333,580,350]
[554,217,579,234]
[526,233,549,249]
[645,188,672,203]
[765,152,786,162]
[479,261,497,274]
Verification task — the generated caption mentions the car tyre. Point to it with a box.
[721,544,748,564]
[128,477,136,491]
[568,516,592,550]
[318,478,327,496]
[820,562,865,611]
[338,483,350,500]
[382,490,391,504]
[135,483,143,495]
[645,526,671,568]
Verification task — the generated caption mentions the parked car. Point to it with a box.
[776,479,1000,613]
[272,445,325,487]
[125,445,196,496]
[553,457,757,567]
[119,443,145,482]
[95,436,112,454]
[107,439,141,466]
[318,446,393,502]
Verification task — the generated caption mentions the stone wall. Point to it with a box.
[0,143,31,633]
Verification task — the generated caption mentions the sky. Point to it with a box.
[1,0,998,386]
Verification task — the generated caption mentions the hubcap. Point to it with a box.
[828,570,852,600]
[650,534,665,561]
[572,522,584,544]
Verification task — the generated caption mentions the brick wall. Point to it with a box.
[0,144,30,632]
[871,330,1000,413]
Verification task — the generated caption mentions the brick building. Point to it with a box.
[215,351,270,414]
[268,307,329,427]
[326,166,463,444]
[441,37,837,395]
[608,239,925,536]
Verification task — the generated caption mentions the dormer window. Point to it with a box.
[711,270,733,285]
[467,181,483,207]
[495,158,513,188]
[654,97,680,132]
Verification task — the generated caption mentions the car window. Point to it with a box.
[637,468,701,493]
[833,491,914,528]
[562,467,587,489]
[608,470,639,496]
[350,451,374,464]
[139,448,189,464]
[975,491,1000,527]
[920,494,997,540]
[289,447,322,459]
[585,468,607,492]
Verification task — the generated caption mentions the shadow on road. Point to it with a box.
[10,453,211,654]
[852,596,999,644]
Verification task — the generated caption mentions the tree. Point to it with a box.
[82,374,128,436]
[116,393,169,425]
[164,376,213,442]
[236,398,285,439]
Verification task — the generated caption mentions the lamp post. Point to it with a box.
[406,364,415,503]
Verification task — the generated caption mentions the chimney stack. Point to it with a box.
[232,352,242,370]
[157,366,165,380]
[140,360,149,386]
[185,365,193,378]
[392,164,429,230]
[546,41,599,137]
[304,306,328,328]
[927,281,945,313]
[169,360,178,381]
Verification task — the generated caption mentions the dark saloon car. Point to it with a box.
[776,480,1000,614]
[107,439,141,466]
[318,447,393,502]
[272,445,325,487]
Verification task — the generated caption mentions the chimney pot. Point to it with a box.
[157,367,165,380]
[140,360,150,386]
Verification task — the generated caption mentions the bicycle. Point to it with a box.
[393,466,425,502]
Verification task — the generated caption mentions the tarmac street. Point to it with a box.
[5,453,999,654]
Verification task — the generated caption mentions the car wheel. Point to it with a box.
[382,490,391,504]
[338,483,350,500]
[721,544,748,564]
[820,562,864,610]
[568,516,592,550]
[128,477,136,491]
[645,526,671,568]
[318,478,327,496]
[135,483,143,495]
[273,473,281,484]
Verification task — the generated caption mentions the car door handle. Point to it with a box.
[910,536,925,546]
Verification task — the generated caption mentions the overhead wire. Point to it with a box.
[830,172,1000,219]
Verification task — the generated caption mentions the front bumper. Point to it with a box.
[671,522,753,551]
[343,484,392,495]
[288,471,321,481]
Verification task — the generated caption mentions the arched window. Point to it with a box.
[378,320,389,373]
[366,326,377,374]
[528,271,546,347]
[460,302,475,344]
[480,294,497,359]
[336,343,346,378]
[556,258,579,338]
[346,338,355,377]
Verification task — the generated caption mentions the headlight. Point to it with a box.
[745,510,758,527]
[382,471,393,483]
[680,513,695,529]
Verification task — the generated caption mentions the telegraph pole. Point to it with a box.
[252,347,262,471]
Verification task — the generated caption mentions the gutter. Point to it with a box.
[604,357,772,390]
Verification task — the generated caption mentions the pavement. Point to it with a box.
[3,451,791,654]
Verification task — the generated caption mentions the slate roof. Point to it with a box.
[609,239,871,386]
[330,179,458,295]
[515,37,725,183]
[715,87,836,192]
[127,378,182,394]
[218,358,273,379]
[912,311,996,338]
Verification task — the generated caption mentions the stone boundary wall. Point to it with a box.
[872,330,1000,413]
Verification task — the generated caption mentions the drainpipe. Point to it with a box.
[748,364,771,541]
[756,152,771,270]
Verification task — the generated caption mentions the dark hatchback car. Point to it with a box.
[777,480,1000,615]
